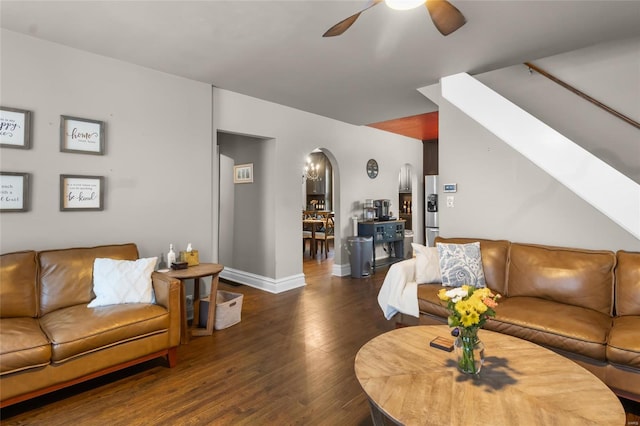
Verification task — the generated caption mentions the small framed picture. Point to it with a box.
[60,174,105,211]
[233,163,253,184]
[0,107,31,149]
[60,115,105,155]
[0,172,30,212]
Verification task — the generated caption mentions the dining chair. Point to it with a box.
[314,214,335,258]
[302,211,314,256]
[303,230,313,255]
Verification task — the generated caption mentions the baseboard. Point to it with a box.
[333,262,351,277]
[220,267,305,294]
[333,254,393,277]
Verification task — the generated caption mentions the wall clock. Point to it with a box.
[366,159,379,179]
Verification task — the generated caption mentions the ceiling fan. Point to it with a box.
[323,0,466,37]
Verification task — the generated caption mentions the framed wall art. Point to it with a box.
[60,115,105,155]
[233,163,253,184]
[0,172,30,212]
[60,174,105,211]
[0,107,31,149]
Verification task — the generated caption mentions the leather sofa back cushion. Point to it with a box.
[0,251,38,318]
[508,243,615,315]
[435,237,510,295]
[615,250,640,316]
[38,244,139,316]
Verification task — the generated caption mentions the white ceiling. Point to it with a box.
[1,0,639,126]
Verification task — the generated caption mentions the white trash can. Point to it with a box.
[404,230,414,259]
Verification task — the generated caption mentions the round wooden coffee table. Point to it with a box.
[354,325,625,426]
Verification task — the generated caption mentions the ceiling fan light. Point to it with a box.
[385,0,425,11]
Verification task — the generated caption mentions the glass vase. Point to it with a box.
[454,327,485,375]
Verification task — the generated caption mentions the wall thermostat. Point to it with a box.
[443,183,457,193]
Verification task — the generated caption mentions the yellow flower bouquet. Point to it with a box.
[438,285,500,329]
[438,285,501,374]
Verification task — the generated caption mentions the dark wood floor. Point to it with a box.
[1,254,396,425]
[2,252,639,425]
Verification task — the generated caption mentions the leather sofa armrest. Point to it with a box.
[151,272,181,347]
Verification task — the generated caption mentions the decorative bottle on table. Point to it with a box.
[167,244,176,268]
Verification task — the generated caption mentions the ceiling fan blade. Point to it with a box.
[425,0,466,36]
[323,0,382,37]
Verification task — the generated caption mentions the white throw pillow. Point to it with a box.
[88,257,158,308]
[436,242,486,288]
[411,243,442,284]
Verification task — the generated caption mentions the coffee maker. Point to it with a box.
[363,199,376,221]
[374,199,391,221]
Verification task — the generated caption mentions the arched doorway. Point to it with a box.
[302,149,336,264]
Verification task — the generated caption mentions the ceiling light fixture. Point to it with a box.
[304,158,321,182]
[323,0,465,38]
[385,0,425,11]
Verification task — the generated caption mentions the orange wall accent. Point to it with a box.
[368,111,438,140]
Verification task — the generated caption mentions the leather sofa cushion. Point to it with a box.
[607,316,640,368]
[615,251,640,316]
[507,243,615,315]
[0,251,38,318]
[485,296,611,361]
[416,283,611,361]
[434,237,510,295]
[39,303,170,364]
[0,317,51,375]
[417,283,450,320]
[38,244,139,316]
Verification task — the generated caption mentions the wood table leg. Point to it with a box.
[192,273,219,336]
[192,278,201,328]
[179,280,189,344]
[368,400,386,426]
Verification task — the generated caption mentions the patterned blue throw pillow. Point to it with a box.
[436,242,486,288]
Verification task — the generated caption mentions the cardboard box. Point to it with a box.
[198,290,243,330]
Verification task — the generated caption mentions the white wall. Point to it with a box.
[213,88,424,285]
[0,30,424,294]
[0,30,214,261]
[436,37,640,251]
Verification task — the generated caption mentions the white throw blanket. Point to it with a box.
[377,258,419,320]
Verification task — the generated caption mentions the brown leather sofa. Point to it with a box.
[0,243,182,407]
[406,237,640,402]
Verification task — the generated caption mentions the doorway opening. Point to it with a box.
[398,163,417,259]
[302,149,335,267]
[217,131,275,278]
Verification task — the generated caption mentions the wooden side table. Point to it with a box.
[165,263,224,344]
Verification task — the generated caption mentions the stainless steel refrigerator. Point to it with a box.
[425,175,439,247]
